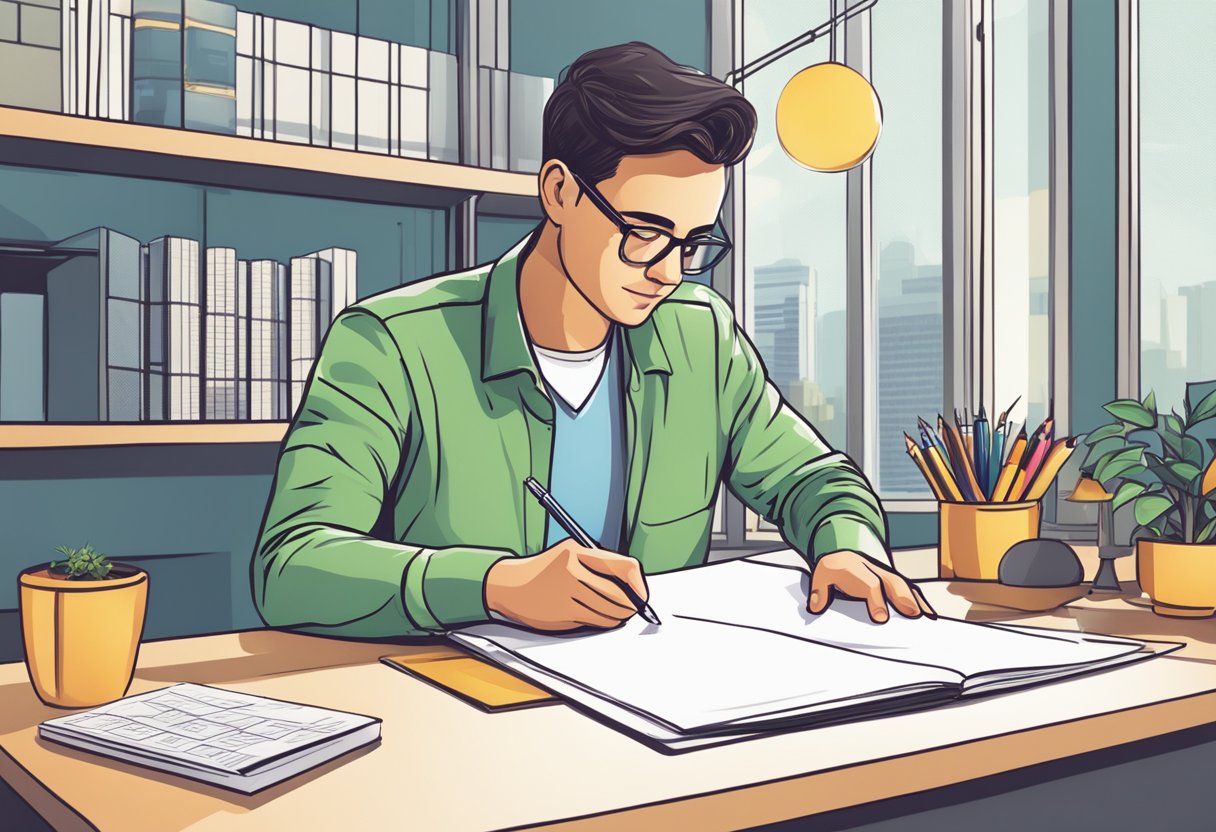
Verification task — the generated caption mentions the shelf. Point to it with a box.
[0,423,290,449]
[0,106,539,209]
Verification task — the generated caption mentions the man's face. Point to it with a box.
[553,150,727,327]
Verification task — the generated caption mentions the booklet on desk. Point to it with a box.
[39,683,381,794]
[450,557,1184,752]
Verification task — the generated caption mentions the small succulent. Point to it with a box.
[49,544,114,580]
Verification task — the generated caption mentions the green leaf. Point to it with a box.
[1104,399,1157,428]
[1083,423,1127,446]
[1134,494,1175,526]
[1187,387,1216,426]
[1144,451,1194,491]
[1111,481,1147,514]
[1196,515,1216,542]
[1093,446,1145,483]
[1143,389,1157,414]
[1168,461,1204,492]
[1182,436,1205,468]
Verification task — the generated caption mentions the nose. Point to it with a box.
[644,246,683,288]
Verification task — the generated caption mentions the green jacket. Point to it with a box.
[252,232,890,637]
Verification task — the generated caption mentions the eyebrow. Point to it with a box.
[621,211,715,236]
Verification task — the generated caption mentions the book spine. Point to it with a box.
[131,0,184,127]
[203,247,238,420]
[100,228,146,422]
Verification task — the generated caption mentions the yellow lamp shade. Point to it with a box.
[776,61,883,173]
[1067,476,1114,503]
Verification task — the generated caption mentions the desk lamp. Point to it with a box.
[1067,473,1127,592]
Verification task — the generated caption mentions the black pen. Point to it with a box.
[523,477,661,626]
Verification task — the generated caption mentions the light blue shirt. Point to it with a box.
[541,330,626,552]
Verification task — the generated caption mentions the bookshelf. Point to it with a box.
[0,423,290,449]
[0,106,538,205]
[0,107,539,449]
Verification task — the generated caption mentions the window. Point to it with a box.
[1139,0,1216,410]
[872,0,945,498]
[992,0,1052,433]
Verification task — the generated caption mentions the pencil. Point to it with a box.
[905,433,947,500]
[1023,437,1078,501]
[975,405,991,499]
[922,440,965,502]
[941,415,985,502]
[992,427,1028,502]
[1010,419,1056,501]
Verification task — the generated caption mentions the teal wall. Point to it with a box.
[1069,0,1118,433]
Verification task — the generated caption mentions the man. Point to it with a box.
[252,42,935,638]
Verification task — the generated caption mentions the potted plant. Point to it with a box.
[1080,382,1216,617]
[18,544,149,708]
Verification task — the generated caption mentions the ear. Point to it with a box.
[538,160,575,226]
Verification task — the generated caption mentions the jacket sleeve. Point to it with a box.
[251,309,513,637]
[714,299,892,567]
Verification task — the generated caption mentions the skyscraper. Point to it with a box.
[877,241,943,496]
[753,258,816,398]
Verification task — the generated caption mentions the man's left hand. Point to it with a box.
[807,550,937,623]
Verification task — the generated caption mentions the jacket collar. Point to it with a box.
[480,227,674,384]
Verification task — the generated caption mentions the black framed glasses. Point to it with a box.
[570,171,732,275]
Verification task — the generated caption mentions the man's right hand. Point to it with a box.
[484,541,649,631]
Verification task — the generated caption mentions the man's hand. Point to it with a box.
[484,541,649,631]
[807,550,937,623]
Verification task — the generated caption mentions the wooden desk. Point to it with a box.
[2,547,1214,831]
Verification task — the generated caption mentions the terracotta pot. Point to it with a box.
[939,500,1042,580]
[1136,539,1216,618]
[18,563,148,708]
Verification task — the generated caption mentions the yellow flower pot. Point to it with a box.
[1137,540,1216,618]
[18,564,149,708]
[939,500,1042,580]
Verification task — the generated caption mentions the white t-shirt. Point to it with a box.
[531,332,612,411]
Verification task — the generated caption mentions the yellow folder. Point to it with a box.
[380,646,558,712]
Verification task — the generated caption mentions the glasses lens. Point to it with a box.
[622,228,673,266]
[681,240,731,274]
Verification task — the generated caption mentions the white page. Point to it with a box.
[653,560,1147,678]
[457,611,954,734]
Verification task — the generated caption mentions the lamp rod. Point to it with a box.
[725,0,880,85]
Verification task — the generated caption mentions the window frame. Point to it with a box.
[711,0,1072,549]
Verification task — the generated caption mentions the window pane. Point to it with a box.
[993,0,1052,433]
[742,1,838,535]
[872,0,944,498]
[1140,0,1216,409]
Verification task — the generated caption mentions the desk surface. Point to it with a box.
[2,547,1215,832]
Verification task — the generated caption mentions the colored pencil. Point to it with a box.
[905,433,947,500]
[941,415,985,502]
[992,427,1028,502]
[922,440,965,502]
[1024,437,1079,501]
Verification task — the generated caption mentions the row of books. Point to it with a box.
[0,227,355,423]
[60,0,555,171]
[903,401,1078,503]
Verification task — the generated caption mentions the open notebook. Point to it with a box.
[450,557,1183,752]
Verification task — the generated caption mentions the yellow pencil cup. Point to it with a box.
[939,501,1042,580]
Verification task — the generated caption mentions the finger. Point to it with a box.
[577,549,649,601]
[911,584,939,619]
[571,596,628,628]
[570,564,636,618]
[807,564,834,614]
[876,570,922,619]
[840,567,889,623]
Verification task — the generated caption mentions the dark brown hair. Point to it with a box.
[542,42,757,184]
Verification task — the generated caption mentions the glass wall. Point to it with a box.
[1139,0,1216,410]
[741,0,842,534]
[0,164,446,423]
[872,0,945,498]
[993,0,1052,434]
